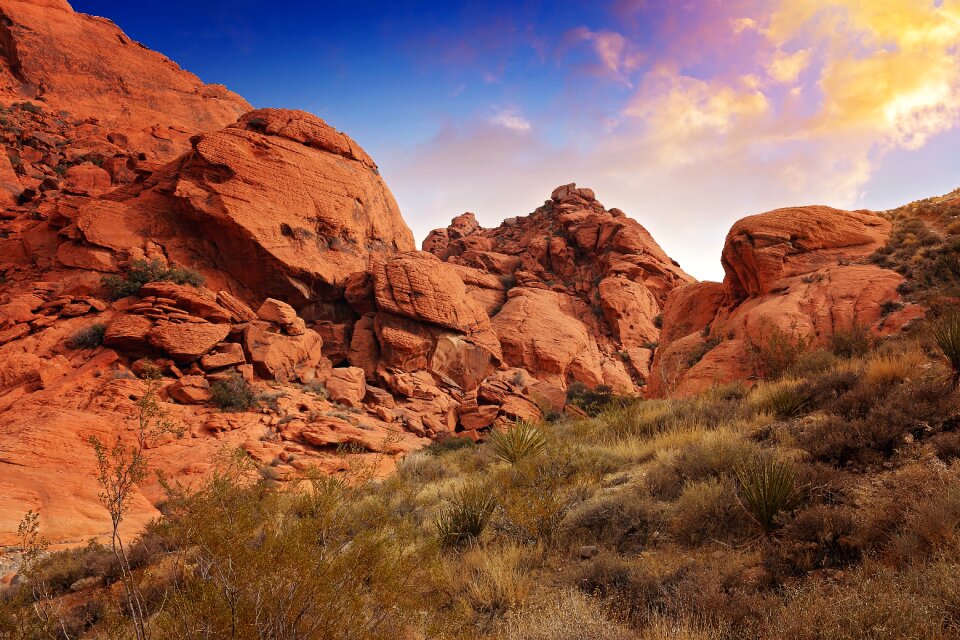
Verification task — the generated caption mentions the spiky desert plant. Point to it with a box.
[735,457,801,535]
[932,312,960,388]
[436,484,497,548]
[487,422,547,464]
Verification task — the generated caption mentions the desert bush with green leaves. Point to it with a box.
[7,329,960,640]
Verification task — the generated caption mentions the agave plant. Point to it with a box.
[435,484,497,548]
[735,457,801,535]
[486,422,548,464]
[932,312,960,388]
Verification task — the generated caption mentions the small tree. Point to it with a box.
[88,372,179,640]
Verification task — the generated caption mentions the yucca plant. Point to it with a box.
[435,484,497,548]
[932,312,960,388]
[487,422,547,464]
[735,457,801,535]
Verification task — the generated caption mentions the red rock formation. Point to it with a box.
[423,183,695,393]
[649,205,920,397]
[0,0,251,161]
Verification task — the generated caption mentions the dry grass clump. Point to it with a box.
[498,589,637,640]
[864,346,927,386]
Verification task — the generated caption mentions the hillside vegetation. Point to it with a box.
[3,306,960,639]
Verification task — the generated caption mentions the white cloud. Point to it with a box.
[490,108,532,132]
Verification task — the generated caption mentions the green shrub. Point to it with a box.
[829,324,872,359]
[68,323,106,349]
[931,312,960,387]
[747,322,810,379]
[487,422,547,464]
[735,457,801,535]
[13,101,41,114]
[686,336,721,367]
[102,259,204,299]
[436,484,497,548]
[567,382,622,415]
[211,374,258,412]
[426,435,476,456]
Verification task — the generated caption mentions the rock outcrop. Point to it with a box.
[648,206,923,397]
[0,0,251,162]
[422,184,695,393]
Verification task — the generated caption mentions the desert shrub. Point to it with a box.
[670,477,750,545]
[735,457,801,535]
[686,336,722,367]
[496,452,593,545]
[763,556,960,640]
[211,373,258,412]
[68,322,106,349]
[21,540,118,597]
[746,322,810,379]
[567,382,622,415]
[499,588,636,640]
[764,505,860,579]
[750,379,813,419]
[829,324,872,358]
[792,348,839,376]
[102,259,204,299]
[932,312,960,387]
[487,421,547,464]
[666,431,761,485]
[150,471,428,639]
[445,544,533,618]
[426,434,476,456]
[563,488,658,552]
[436,483,497,548]
[13,101,41,113]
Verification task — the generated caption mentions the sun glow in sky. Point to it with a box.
[72,0,960,280]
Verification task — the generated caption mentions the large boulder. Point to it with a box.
[721,206,891,300]
[147,322,231,362]
[243,323,323,382]
[649,205,905,397]
[170,109,415,304]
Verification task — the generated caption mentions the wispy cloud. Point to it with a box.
[491,108,532,131]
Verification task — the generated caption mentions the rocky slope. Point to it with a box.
[0,0,935,551]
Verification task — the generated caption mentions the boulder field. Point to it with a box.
[0,0,924,547]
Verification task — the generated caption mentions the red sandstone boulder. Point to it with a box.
[62,164,111,196]
[167,375,212,404]
[326,367,366,408]
[147,322,231,362]
[243,323,323,382]
[721,206,890,300]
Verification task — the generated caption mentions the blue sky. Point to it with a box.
[71,0,960,280]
